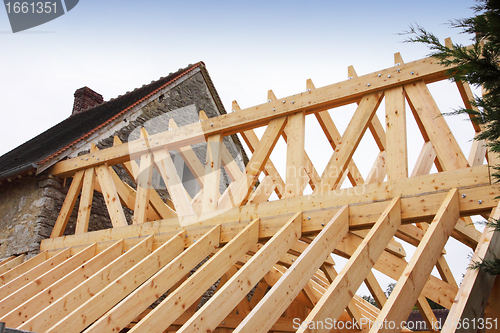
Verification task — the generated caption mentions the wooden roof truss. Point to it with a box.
[1,47,499,332]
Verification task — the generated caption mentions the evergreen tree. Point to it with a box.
[404,0,500,275]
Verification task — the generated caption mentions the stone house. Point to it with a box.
[0,62,247,258]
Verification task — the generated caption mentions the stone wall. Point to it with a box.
[0,175,65,258]
[0,69,246,257]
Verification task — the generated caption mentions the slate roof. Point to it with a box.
[0,62,205,180]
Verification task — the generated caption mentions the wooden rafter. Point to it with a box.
[3,48,498,333]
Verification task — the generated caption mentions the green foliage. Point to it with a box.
[403,0,500,179]
[404,0,500,276]
[362,295,378,308]
[469,257,500,274]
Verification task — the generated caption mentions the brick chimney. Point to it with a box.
[72,87,103,116]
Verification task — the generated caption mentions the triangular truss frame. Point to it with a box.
[1,45,499,332]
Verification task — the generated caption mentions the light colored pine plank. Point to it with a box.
[410,141,436,177]
[1,240,123,328]
[113,136,175,219]
[385,85,408,180]
[436,254,459,289]
[347,65,387,152]
[314,110,365,186]
[75,167,95,234]
[0,255,25,276]
[442,202,500,333]
[370,189,459,333]
[240,129,285,199]
[168,119,205,186]
[249,280,268,308]
[0,249,70,300]
[416,295,439,332]
[337,231,458,309]
[133,146,154,224]
[235,207,349,333]
[45,232,186,333]
[0,244,96,317]
[203,134,223,212]
[218,116,287,209]
[285,111,306,198]
[123,222,257,333]
[247,175,276,204]
[19,236,154,332]
[316,92,383,193]
[468,139,487,167]
[404,80,469,171]
[95,163,128,227]
[0,252,47,286]
[178,213,302,333]
[364,270,387,309]
[365,151,387,184]
[297,198,401,333]
[51,170,84,237]
[109,168,160,222]
[51,51,469,178]
[154,148,195,217]
[321,264,369,330]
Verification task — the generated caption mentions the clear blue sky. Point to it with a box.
[0,0,480,295]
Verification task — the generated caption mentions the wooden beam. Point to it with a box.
[235,207,349,333]
[0,244,96,317]
[385,85,408,180]
[218,116,287,209]
[469,138,487,167]
[321,264,370,330]
[123,221,258,333]
[365,151,387,184]
[364,271,387,309]
[404,80,469,171]
[133,130,154,224]
[114,135,177,220]
[1,241,123,328]
[154,148,195,216]
[51,52,461,178]
[336,231,458,309]
[40,169,495,253]
[436,254,459,289]
[44,231,187,333]
[442,203,500,333]
[348,65,388,153]
[203,133,223,212]
[168,118,205,186]
[109,165,161,222]
[0,255,25,276]
[411,141,436,177]
[0,249,70,300]
[285,111,306,198]
[178,213,302,333]
[249,280,268,309]
[113,136,140,181]
[416,295,439,333]
[297,198,401,333]
[371,189,459,333]
[314,111,365,186]
[247,175,276,204]
[240,128,286,199]
[75,167,95,234]
[95,163,128,228]
[20,236,153,333]
[50,170,84,237]
[316,92,383,193]
[0,252,47,286]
